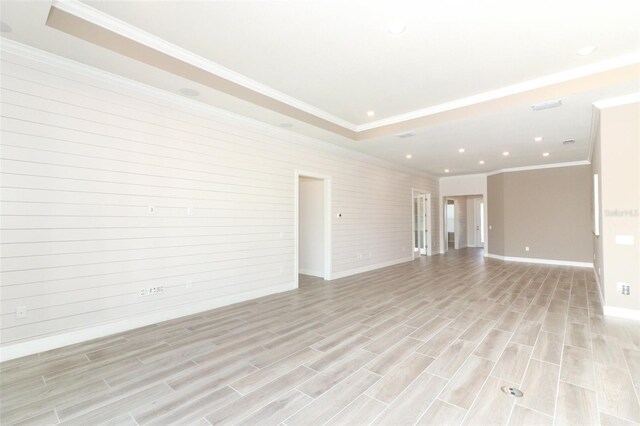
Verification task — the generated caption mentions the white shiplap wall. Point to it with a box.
[0,42,440,357]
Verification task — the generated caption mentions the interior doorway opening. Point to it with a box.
[446,199,456,249]
[295,172,331,286]
[412,189,431,258]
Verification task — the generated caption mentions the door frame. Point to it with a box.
[294,171,332,286]
[412,189,432,259]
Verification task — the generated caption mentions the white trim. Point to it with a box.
[0,282,294,362]
[298,269,324,278]
[593,92,640,109]
[50,0,356,131]
[356,54,640,131]
[294,171,332,286]
[486,253,593,268]
[593,266,604,300]
[603,306,640,321]
[485,160,591,176]
[330,257,414,280]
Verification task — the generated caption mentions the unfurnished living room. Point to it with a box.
[0,1,639,425]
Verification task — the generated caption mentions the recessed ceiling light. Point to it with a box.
[406,154,412,159]
[444,169,450,173]
[179,88,199,97]
[0,21,12,33]
[534,136,543,142]
[279,123,293,128]
[503,151,510,156]
[387,22,406,34]
[543,152,550,157]
[458,148,465,153]
[577,45,598,56]
[367,111,375,117]
[479,160,485,164]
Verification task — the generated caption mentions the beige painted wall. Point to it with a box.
[487,165,593,262]
[595,101,640,311]
[487,174,505,255]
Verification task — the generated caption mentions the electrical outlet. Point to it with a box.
[16,306,27,319]
[148,206,155,214]
[186,280,193,289]
[186,207,193,216]
[617,283,631,295]
[139,288,147,296]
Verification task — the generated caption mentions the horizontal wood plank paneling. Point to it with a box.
[0,46,439,348]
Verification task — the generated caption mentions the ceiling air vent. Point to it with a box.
[562,139,576,145]
[396,131,416,138]
[531,99,562,111]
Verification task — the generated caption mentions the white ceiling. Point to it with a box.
[1,0,639,176]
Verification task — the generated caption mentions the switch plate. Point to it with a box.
[525,246,530,252]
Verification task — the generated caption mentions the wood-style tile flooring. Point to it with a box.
[2,248,640,425]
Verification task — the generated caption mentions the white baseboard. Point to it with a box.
[330,257,414,280]
[486,253,593,268]
[603,306,640,321]
[298,269,324,278]
[0,282,295,363]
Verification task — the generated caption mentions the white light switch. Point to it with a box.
[615,235,634,245]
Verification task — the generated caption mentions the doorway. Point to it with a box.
[446,199,456,250]
[412,189,431,258]
[474,198,485,248]
[295,172,331,286]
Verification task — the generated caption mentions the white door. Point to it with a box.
[474,198,484,248]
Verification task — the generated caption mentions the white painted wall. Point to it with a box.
[298,177,324,277]
[439,174,488,254]
[0,44,440,358]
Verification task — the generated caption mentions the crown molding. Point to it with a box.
[593,92,640,109]
[50,0,357,132]
[485,160,591,176]
[356,54,640,132]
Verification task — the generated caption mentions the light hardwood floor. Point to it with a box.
[1,248,640,425]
